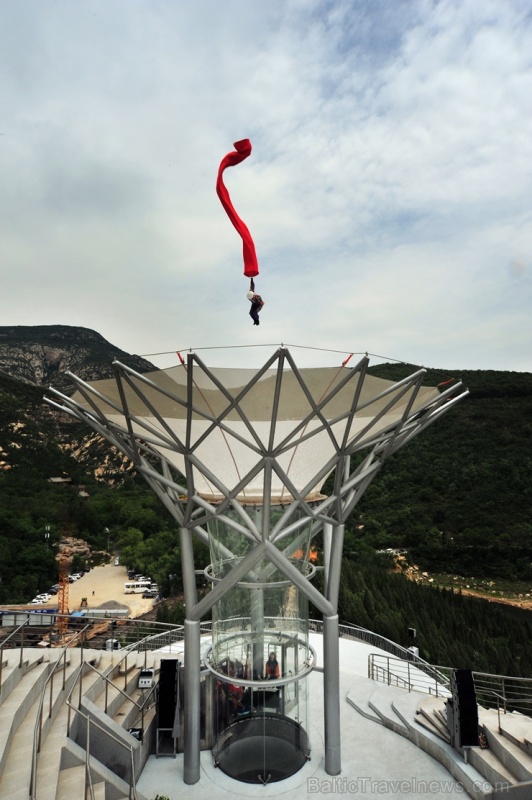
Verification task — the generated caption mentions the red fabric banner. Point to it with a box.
[216,139,259,278]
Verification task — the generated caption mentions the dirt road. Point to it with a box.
[41,562,157,618]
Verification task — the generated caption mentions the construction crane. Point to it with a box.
[56,573,69,636]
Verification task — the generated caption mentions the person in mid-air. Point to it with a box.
[247,278,264,325]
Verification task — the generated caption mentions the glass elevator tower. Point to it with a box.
[47,346,466,785]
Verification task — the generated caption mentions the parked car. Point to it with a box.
[142,590,157,599]
[30,598,45,604]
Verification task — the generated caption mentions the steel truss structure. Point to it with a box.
[46,346,467,784]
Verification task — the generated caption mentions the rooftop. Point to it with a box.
[1,621,531,799]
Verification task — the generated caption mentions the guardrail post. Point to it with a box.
[129,743,136,800]
[49,669,54,718]
[502,677,506,713]
[85,717,90,800]
[19,623,25,668]
[38,702,43,753]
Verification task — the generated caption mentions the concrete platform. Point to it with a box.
[137,634,465,800]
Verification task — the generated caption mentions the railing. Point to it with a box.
[29,620,165,800]
[368,653,452,697]
[309,619,449,678]
[473,673,532,716]
[368,652,532,717]
[30,624,93,800]
[14,610,532,796]
[65,663,142,800]
[0,616,30,690]
[75,658,158,720]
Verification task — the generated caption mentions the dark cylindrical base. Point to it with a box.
[213,713,309,783]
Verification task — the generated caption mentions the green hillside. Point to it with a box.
[1,355,531,676]
[346,364,532,579]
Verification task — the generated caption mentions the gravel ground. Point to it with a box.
[40,561,156,618]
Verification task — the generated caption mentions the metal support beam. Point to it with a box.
[179,527,198,610]
[183,619,201,785]
[322,522,332,596]
[323,613,341,775]
[326,523,344,611]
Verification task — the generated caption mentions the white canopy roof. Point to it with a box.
[66,351,445,503]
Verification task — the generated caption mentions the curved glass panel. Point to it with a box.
[206,506,312,782]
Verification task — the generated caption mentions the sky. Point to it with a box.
[1,0,531,374]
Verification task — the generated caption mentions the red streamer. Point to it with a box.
[216,139,259,278]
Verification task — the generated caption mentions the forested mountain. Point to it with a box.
[1,327,531,675]
[348,363,532,579]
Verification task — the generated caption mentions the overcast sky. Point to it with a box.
[1,0,531,374]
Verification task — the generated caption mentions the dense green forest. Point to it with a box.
[1,362,531,677]
[333,553,532,677]
[346,364,532,579]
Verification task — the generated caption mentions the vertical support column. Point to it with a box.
[180,527,198,611]
[323,522,344,776]
[180,526,201,784]
[250,587,265,679]
[323,613,341,775]
[183,618,201,784]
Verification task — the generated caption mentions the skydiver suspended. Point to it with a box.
[246,278,264,325]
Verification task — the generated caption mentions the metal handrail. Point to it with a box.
[368,653,532,716]
[368,653,451,697]
[29,624,92,800]
[0,616,30,689]
[307,619,450,681]
[66,660,147,800]
[31,616,173,800]
[65,684,138,800]
[79,659,158,718]
[57,625,171,800]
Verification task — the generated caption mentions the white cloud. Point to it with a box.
[0,0,531,373]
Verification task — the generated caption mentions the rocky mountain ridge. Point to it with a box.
[0,325,155,394]
[0,325,159,482]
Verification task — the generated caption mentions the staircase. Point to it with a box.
[347,674,532,799]
[0,645,164,800]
